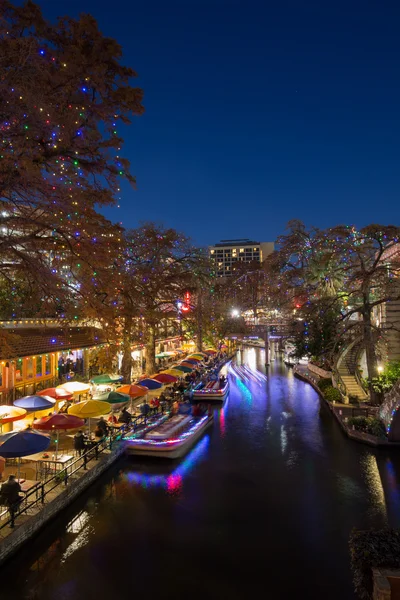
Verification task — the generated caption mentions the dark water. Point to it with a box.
[3,347,400,600]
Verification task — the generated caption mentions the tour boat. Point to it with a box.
[192,378,229,400]
[124,412,213,459]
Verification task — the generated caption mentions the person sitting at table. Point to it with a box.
[97,416,109,437]
[73,430,86,457]
[93,425,104,442]
[0,474,23,511]
[118,406,131,425]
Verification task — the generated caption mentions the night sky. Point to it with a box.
[38,0,400,247]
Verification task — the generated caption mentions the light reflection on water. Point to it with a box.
[2,347,400,600]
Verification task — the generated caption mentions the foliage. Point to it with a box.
[323,386,342,402]
[367,361,400,394]
[88,345,118,376]
[116,224,207,378]
[270,220,400,403]
[0,1,143,324]
[349,528,400,599]
[317,378,333,391]
[347,416,387,439]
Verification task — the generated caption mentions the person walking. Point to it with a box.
[0,474,23,526]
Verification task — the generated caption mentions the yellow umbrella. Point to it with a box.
[68,399,111,418]
[162,369,185,378]
[187,354,205,360]
[58,381,90,395]
[68,399,111,436]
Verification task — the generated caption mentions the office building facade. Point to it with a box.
[210,239,274,277]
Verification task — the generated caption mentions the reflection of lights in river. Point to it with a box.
[62,511,93,563]
[126,435,210,493]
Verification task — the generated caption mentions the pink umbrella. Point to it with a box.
[33,414,84,458]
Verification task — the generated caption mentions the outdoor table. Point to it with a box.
[24,453,74,480]
[18,479,42,506]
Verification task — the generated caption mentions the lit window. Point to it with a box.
[253,247,258,251]
[239,248,244,253]
[210,250,215,254]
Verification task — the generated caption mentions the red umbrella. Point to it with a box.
[33,413,84,457]
[38,387,73,400]
[205,349,217,354]
[153,373,178,384]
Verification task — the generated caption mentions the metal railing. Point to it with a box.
[0,408,165,530]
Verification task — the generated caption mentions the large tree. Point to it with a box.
[0,1,143,323]
[117,224,205,380]
[272,221,400,402]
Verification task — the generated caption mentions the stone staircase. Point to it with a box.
[337,342,369,401]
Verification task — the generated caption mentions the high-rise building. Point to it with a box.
[209,239,274,277]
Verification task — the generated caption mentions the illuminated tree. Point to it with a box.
[272,221,400,402]
[0,1,143,322]
[118,224,205,379]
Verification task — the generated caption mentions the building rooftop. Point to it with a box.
[212,239,261,248]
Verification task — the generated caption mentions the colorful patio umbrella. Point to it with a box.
[162,369,185,378]
[0,406,27,432]
[90,374,123,384]
[33,414,84,458]
[117,384,149,397]
[187,355,204,360]
[58,381,90,395]
[138,378,163,390]
[152,373,178,384]
[0,429,51,480]
[68,400,111,419]
[105,391,130,405]
[173,365,192,373]
[181,359,201,365]
[205,349,217,354]
[68,399,111,435]
[14,395,56,412]
[38,387,73,400]
[179,362,195,370]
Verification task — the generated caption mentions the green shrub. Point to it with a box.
[348,416,369,432]
[323,386,342,402]
[317,378,332,391]
[347,416,387,439]
[367,419,387,439]
[349,528,400,599]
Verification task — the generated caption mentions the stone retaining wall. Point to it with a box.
[293,369,400,448]
[0,442,126,566]
[307,363,332,379]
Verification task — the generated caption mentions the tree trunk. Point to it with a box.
[363,307,379,405]
[120,315,133,383]
[146,324,156,375]
[196,289,203,352]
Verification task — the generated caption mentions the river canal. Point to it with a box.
[2,347,400,600]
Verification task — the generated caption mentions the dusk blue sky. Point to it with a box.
[39,0,400,247]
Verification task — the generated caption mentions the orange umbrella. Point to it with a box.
[117,384,149,397]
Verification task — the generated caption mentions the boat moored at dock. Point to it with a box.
[124,411,213,459]
[192,378,229,401]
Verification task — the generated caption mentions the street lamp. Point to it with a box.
[231,309,240,318]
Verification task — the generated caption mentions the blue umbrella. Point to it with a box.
[14,395,56,412]
[138,378,163,390]
[0,429,51,480]
[182,359,200,365]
